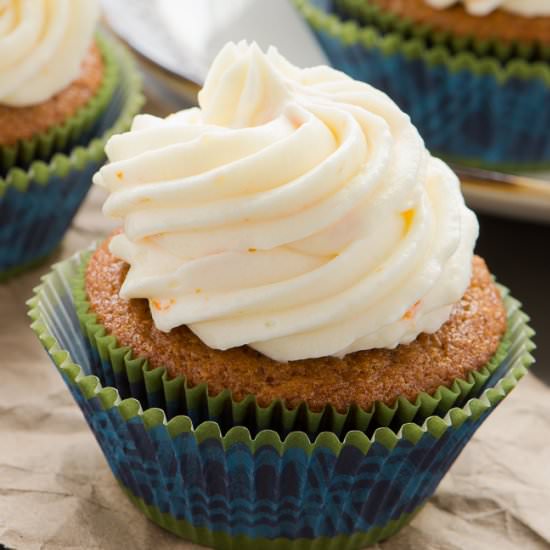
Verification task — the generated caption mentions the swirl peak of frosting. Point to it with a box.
[94,41,478,362]
[424,0,550,17]
[0,0,100,107]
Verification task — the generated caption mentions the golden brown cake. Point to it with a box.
[0,43,104,147]
[85,234,507,413]
[366,0,550,46]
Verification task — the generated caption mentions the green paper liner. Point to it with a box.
[0,37,144,200]
[72,249,513,439]
[28,247,535,449]
[0,33,119,175]
[334,0,550,62]
[295,0,550,86]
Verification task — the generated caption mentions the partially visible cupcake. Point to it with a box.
[295,0,550,169]
[0,0,117,173]
[0,0,143,280]
[30,43,535,549]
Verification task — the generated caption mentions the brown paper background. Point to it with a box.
[2,186,550,550]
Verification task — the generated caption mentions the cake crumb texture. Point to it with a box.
[85,234,508,413]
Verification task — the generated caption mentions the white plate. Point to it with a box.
[461,176,550,225]
[102,0,550,224]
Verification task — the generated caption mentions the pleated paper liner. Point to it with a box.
[334,0,550,62]
[0,34,119,176]
[72,249,512,440]
[0,39,144,282]
[294,0,550,170]
[28,249,535,549]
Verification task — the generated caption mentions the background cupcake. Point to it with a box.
[0,1,117,174]
[295,0,550,170]
[0,0,144,281]
[30,43,535,548]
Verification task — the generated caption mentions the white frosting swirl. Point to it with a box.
[424,0,550,16]
[0,0,101,107]
[95,42,478,362]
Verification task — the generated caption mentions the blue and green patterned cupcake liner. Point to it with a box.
[294,0,550,171]
[71,249,512,441]
[28,250,535,549]
[0,37,144,282]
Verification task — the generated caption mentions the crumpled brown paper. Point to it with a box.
[1,186,550,550]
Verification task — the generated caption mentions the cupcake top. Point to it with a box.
[0,0,101,107]
[424,0,550,16]
[95,41,478,362]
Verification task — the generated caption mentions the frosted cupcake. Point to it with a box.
[30,43,534,548]
[86,40,507,416]
[0,0,143,280]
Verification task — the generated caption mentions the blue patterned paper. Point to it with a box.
[63,372,492,542]
[42,289,511,547]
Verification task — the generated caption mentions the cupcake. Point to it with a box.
[295,0,550,169]
[29,42,535,548]
[0,0,144,280]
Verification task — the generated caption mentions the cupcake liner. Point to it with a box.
[28,249,535,549]
[0,34,119,176]
[334,0,550,62]
[71,249,513,440]
[294,0,550,170]
[0,38,144,282]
